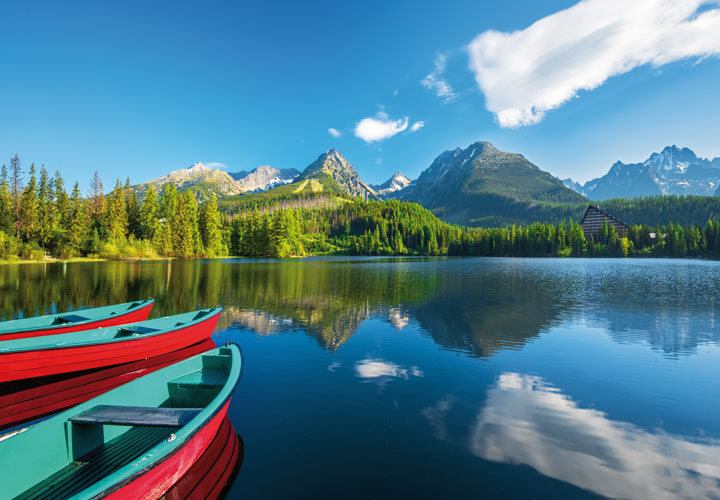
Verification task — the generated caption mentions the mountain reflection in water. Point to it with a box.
[470,373,720,499]
[2,258,719,358]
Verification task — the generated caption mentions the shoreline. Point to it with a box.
[0,253,718,266]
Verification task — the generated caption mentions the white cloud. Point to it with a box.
[354,112,409,143]
[204,162,227,169]
[467,0,720,127]
[328,127,341,138]
[409,121,424,133]
[421,53,458,103]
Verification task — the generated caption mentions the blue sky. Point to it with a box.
[1,0,719,187]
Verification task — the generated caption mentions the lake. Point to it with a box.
[3,257,720,499]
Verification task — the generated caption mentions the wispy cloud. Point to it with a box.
[328,127,341,138]
[467,0,720,127]
[421,53,458,103]
[204,162,228,169]
[409,121,424,133]
[354,111,409,143]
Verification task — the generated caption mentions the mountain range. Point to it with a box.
[135,142,720,226]
[134,163,299,200]
[563,146,720,200]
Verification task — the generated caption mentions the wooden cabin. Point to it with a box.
[580,205,629,240]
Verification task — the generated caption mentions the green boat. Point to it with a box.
[0,343,243,500]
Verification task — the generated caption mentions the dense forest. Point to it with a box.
[1,155,719,261]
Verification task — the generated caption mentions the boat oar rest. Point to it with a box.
[70,405,201,427]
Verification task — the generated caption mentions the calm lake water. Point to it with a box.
[4,257,720,499]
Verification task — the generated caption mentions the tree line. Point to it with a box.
[1,154,719,261]
[0,156,226,260]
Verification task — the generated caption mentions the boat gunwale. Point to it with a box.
[0,300,155,336]
[0,307,222,354]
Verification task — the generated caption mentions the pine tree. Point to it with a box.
[36,166,57,250]
[159,183,178,222]
[54,171,70,231]
[125,178,141,239]
[139,185,159,241]
[10,155,22,237]
[199,194,223,257]
[171,192,194,257]
[0,165,13,234]
[88,171,105,235]
[105,179,128,243]
[18,164,38,242]
[185,192,203,255]
[68,182,88,254]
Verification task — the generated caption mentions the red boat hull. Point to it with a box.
[0,301,155,341]
[0,312,220,383]
[162,415,243,500]
[104,400,232,500]
[0,339,217,432]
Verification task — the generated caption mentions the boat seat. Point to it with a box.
[114,325,159,338]
[50,314,88,325]
[69,405,201,427]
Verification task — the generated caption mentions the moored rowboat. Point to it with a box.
[0,300,155,341]
[0,308,222,383]
[0,338,217,432]
[0,343,243,500]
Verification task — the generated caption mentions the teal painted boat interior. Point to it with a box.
[0,300,154,335]
[0,308,221,353]
[0,344,242,500]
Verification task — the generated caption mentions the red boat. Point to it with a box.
[162,414,243,500]
[0,307,221,383]
[0,299,155,341]
[0,338,217,432]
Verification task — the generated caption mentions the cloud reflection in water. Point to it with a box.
[470,373,720,499]
[354,358,423,384]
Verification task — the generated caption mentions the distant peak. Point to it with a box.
[188,161,209,171]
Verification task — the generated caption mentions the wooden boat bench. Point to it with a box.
[70,405,201,428]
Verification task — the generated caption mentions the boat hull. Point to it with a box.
[0,339,217,432]
[0,301,155,341]
[162,414,243,500]
[0,313,220,383]
[103,400,231,500]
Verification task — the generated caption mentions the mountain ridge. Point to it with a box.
[565,146,720,200]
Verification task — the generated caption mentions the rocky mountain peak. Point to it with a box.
[371,172,411,196]
[297,149,378,199]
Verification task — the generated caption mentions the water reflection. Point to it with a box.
[470,373,720,499]
[354,358,424,384]
[2,258,720,358]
